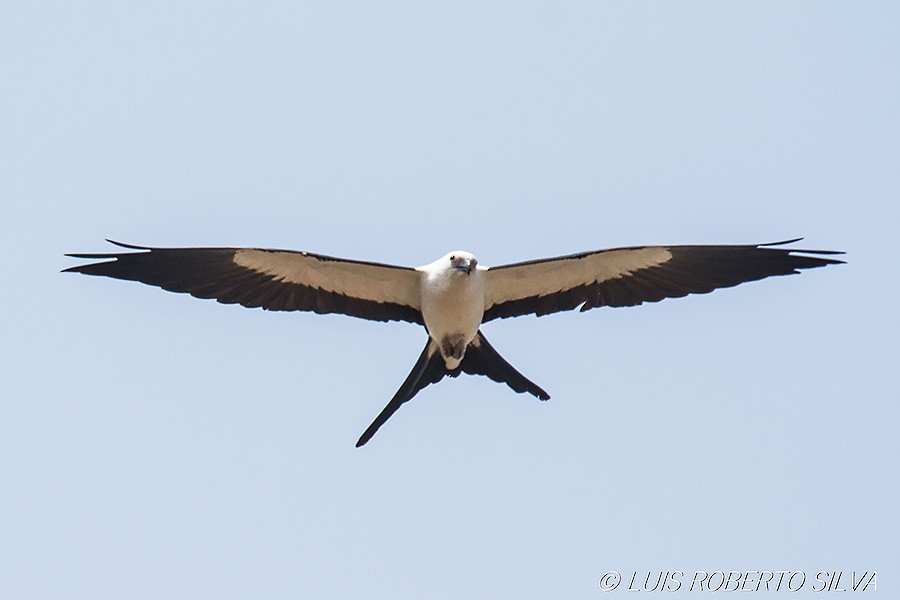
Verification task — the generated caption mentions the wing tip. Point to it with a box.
[760,238,846,259]
[760,237,804,247]
[105,239,152,250]
[64,240,152,266]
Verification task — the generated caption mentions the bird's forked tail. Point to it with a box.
[355,330,549,447]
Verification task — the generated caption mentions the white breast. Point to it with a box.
[418,256,486,369]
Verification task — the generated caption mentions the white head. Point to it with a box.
[443,251,478,275]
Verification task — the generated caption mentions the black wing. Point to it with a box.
[483,239,844,321]
[65,240,423,324]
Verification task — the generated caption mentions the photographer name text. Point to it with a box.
[597,570,877,592]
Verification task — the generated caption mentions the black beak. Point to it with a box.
[454,258,476,275]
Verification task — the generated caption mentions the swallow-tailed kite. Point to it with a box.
[65,239,843,446]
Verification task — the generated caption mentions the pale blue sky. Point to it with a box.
[2,2,897,598]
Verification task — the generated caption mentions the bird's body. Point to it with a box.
[419,251,484,368]
[65,238,843,446]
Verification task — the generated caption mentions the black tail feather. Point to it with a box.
[457,332,550,400]
[356,339,445,447]
[355,331,548,447]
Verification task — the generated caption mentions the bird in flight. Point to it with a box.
[65,239,843,446]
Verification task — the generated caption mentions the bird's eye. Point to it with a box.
[450,255,456,261]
